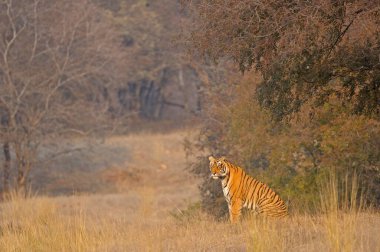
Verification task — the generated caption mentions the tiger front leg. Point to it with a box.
[229,199,243,223]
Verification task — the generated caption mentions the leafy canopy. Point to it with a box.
[185,0,380,121]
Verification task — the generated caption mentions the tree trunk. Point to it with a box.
[2,142,11,198]
[17,159,33,197]
[15,146,32,197]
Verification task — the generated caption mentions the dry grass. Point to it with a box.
[1,131,379,251]
[0,193,379,252]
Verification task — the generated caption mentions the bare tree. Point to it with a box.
[0,0,126,195]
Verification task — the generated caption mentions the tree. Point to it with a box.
[99,1,205,121]
[186,72,380,217]
[0,0,126,195]
[184,0,380,121]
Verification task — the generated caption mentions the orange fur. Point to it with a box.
[209,156,288,223]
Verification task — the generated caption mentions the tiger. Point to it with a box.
[209,156,288,223]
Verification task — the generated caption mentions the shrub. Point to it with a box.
[187,73,380,218]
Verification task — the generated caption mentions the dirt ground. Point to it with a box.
[30,130,201,215]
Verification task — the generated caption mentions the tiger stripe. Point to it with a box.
[209,156,288,222]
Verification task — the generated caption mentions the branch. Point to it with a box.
[29,0,41,63]
[324,8,364,60]
[1,0,27,101]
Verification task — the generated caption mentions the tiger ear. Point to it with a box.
[208,156,215,162]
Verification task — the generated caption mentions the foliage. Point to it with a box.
[187,73,380,217]
[184,0,380,121]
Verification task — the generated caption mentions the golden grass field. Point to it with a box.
[1,131,379,251]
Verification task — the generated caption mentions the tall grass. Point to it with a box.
[319,171,369,252]
[0,173,379,252]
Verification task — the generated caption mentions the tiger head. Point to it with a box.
[209,156,229,180]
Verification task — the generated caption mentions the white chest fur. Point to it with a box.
[221,179,231,203]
